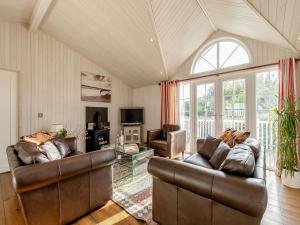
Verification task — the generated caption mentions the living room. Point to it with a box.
[0,0,300,225]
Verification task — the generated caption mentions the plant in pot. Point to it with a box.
[274,97,300,188]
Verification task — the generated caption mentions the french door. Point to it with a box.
[180,68,278,170]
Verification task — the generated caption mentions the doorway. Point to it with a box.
[0,69,18,173]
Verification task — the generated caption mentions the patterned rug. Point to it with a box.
[113,173,153,223]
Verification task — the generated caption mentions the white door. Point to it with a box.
[0,70,18,173]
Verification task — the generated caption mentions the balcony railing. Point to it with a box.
[181,119,277,170]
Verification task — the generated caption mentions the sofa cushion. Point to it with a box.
[198,136,222,159]
[243,138,261,158]
[15,142,49,164]
[209,142,231,169]
[39,141,62,161]
[183,154,213,169]
[220,144,255,177]
[150,140,167,151]
[52,138,71,157]
[22,132,53,145]
[219,128,250,148]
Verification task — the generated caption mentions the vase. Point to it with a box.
[281,169,300,188]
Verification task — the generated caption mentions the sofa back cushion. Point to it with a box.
[209,142,231,169]
[162,124,180,140]
[198,136,222,159]
[243,138,261,158]
[15,142,49,164]
[220,144,255,177]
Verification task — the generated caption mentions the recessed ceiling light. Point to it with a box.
[298,36,300,41]
[160,71,163,75]
[150,38,154,43]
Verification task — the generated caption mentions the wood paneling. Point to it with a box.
[41,0,166,87]
[248,0,300,51]
[0,21,132,150]
[150,0,214,76]
[0,0,36,23]
[133,85,161,142]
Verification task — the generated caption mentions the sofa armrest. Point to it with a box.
[148,157,267,218]
[167,130,186,157]
[147,129,162,144]
[12,149,116,194]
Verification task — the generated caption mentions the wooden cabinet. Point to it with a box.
[123,126,141,144]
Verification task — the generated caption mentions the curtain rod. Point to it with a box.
[159,58,300,84]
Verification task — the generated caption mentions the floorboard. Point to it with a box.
[0,170,299,225]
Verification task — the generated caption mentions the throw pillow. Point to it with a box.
[15,142,49,164]
[243,138,261,158]
[198,135,222,159]
[39,141,62,161]
[219,128,250,148]
[52,138,71,157]
[23,132,52,145]
[220,144,255,177]
[209,142,231,169]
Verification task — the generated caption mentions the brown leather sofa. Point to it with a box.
[6,137,116,225]
[148,138,267,225]
[147,124,186,159]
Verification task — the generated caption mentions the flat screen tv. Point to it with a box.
[120,108,144,125]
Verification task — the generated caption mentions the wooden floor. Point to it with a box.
[0,171,300,225]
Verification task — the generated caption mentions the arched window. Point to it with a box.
[191,39,251,74]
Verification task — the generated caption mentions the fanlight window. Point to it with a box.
[192,40,250,74]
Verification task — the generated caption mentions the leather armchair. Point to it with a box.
[6,137,116,225]
[147,124,186,159]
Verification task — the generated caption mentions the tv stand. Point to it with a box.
[123,125,141,145]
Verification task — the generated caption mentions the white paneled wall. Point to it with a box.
[0,22,132,150]
[133,85,161,142]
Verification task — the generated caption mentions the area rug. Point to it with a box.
[113,173,153,223]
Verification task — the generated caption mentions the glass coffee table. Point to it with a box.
[115,146,154,176]
[101,144,154,184]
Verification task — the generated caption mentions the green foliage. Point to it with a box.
[57,128,69,138]
[274,98,300,177]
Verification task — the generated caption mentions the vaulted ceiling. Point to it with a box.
[0,0,299,87]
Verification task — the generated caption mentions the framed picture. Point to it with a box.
[81,71,112,103]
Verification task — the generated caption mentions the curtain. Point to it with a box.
[276,58,300,175]
[160,81,179,127]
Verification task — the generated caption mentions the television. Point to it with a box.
[120,108,144,125]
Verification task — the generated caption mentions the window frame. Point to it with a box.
[191,38,252,76]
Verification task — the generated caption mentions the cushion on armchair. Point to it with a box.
[162,124,180,140]
[150,140,167,151]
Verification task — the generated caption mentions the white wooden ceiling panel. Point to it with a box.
[248,0,300,51]
[150,0,214,75]
[203,0,294,51]
[41,0,166,87]
[0,0,37,23]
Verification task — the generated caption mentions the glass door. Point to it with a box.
[179,83,191,152]
[222,78,246,131]
[256,70,278,170]
[196,82,216,138]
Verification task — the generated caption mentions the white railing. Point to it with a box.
[181,118,278,170]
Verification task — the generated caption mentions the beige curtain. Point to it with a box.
[160,81,179,127]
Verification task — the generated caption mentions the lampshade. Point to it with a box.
[49,124,64,133]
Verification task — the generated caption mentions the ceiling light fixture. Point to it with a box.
[150,38,154,43]
[298,36,300,41]
[160,71,163,75]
